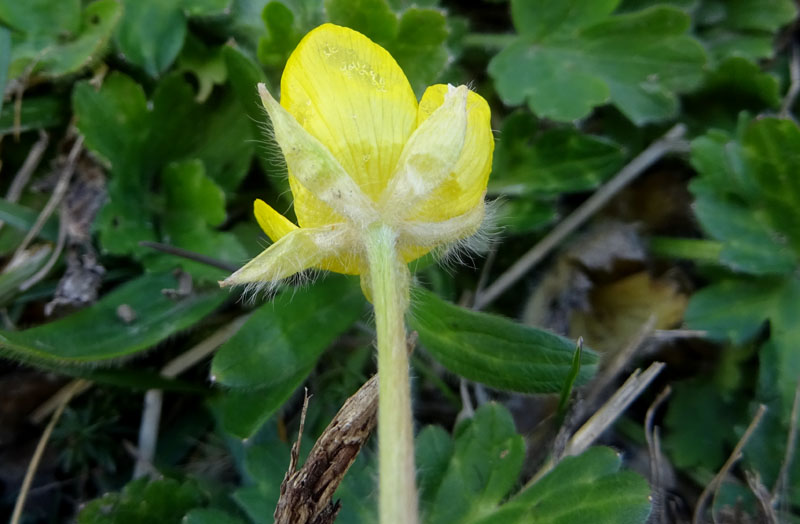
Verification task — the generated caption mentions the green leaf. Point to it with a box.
[0,94,69,136]
[755,283,800,423]
[146,74,255,192]
[478,447,651,524]
[742,407,800,506]
[0,245,51,305]
[115,0,187,76]
[184,509,248,524]
[223,422,294,519]
[326,0,450,94]
[489,112,625,197]
[211,382,303,439]
[0,0,81,35]
[421,404,526,524]
[663,379,745,471]
[73,72,254,257]
[683,57,780,131]
[222,44,288,196]
[6,0,121,79]
[176,34,228,103]
[210,277,364,438]
[325,0,398,44]
[164,159,226,226]
[684,277,794,344]
[83,368,206,393]
[73,73,154,256]
[73,72,150,169]
[490,3,706,124]
[494,198,558,235]
[742,118,800,254]
[557,341,583,420]
[0,27,9,113]
[689,118,800,275]
[0,272,225,366]
[233,485,273,524]
[332,452,378,524]
[410,288,598,393]
[386,8,449,94]
[211,277,364,388]
[155,159,247,281]
[686,276,800,421]
[77,477,207,523]
[416,425,454,512]
[696,0,797,62]
[0,199,59,242]
[256,1,309,69]
[181,0,233,17]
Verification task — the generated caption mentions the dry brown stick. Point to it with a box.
[12,136,83,261]
[474,123,688,310]
[645,386,672,524]
[693,404,767,524]
[139,241,239,272]
[746,471,778,524]
[19,205,67,291]
[781,42,800,118]
[29,379,92,424]
[274,375,379,524]
[0,130,49,232]
[771,379,800,509]
[529,362,665,487]
[565,361,665,458]
[11,379,88,524]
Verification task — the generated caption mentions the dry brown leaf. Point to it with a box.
[569,271,688,354]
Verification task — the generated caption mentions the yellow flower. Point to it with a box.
[221,23,493,289]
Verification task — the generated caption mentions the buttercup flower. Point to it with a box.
[220,23,493,290]
[221,23,493,524]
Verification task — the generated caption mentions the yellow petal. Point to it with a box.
[220,227,340,286]
[259,84,377,227]
[407,85,494,222]
[280,23,418,205]
[380,85,468,216]
[254,199,297,242]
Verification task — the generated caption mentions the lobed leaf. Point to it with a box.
[490,2,706,124]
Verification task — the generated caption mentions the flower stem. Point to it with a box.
[365,223,419,524]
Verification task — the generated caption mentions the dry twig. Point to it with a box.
[781,42,800,118]
[693,404,767,524]
[11,379,88,524]
[474,124,689,310]
[19,206,67,291]
[139,241,239,272]
[530,362,665,487]
[12,136,83,262]
[565,361,665,458]
[771,379,800,511]
[645,386,672,524]
[274,375,379,524]
[0,130,49,232]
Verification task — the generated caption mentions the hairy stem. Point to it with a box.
[365,223,418,524]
